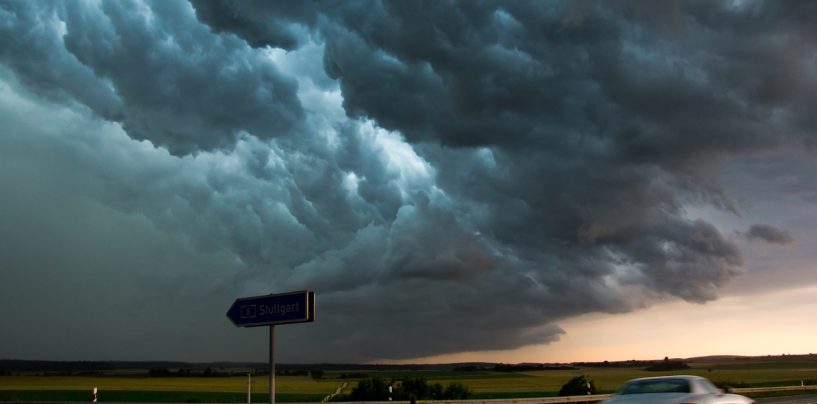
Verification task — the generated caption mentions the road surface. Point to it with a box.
[757,395,817,404]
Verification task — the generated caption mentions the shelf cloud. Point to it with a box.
[1,0,816,362]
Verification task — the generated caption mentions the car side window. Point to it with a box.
[620,379,691,394]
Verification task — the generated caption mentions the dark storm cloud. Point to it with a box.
[318,0,817,156]
[744,225,796,245]
[189,0,318,50]
[2,0,817,362]
[0,0,302,154]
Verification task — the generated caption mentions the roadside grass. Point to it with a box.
[0,375,338,394]
[745,390,817,400]
[423,364,817,395]
[469,391,558,399]
[0,390,323,403]
[0,375,338,402]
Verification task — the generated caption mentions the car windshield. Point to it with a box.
[620,379,691,395]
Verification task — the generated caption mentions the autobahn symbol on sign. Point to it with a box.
[227,290,315,327]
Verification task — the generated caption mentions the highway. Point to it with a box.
[757,395,817,404]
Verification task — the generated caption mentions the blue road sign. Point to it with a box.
[227,291,315,327]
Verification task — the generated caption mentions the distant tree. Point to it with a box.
[349,377,471,401]
[644,361,690,372]
[350,377,390,401]
[311,370,324,379]
[429,383,444,399]
[558,375,596,396]
[148,368,171,377]
[340,372,368,379]
[442,382,472,399]
[399,378,429,401]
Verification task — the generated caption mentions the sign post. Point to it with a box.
[227,291,315,404]
[269,325,275,404]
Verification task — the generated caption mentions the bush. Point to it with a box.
[399,377,429,400]
[350,377,391,401]
[349,377,472,401]
[442,383,472,400]
[558,375,596,396]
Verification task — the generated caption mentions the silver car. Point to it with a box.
[603,375,755,404]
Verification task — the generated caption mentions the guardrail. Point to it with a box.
[338,385,817,404]
[417,396,614,404]
[732,385,817,394]
[2,386,814,404]
[338,395,614,404]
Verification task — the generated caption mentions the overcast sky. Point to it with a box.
[1,0,816,363]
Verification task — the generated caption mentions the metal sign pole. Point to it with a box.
[227,291,314,404]
[270,325,276,404]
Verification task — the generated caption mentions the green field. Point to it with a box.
[0,375,335,402]
[2,358,817,402]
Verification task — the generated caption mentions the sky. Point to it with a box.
[1,0,816,364]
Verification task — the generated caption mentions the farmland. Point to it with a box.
[1,356,817,402]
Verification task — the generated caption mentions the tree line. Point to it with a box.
[339,377,471,401]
